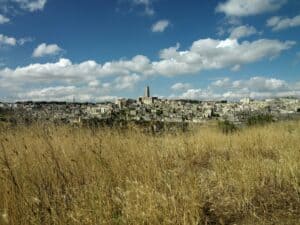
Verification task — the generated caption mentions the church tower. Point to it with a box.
[144,86,150,98]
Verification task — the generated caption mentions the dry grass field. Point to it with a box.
[0,121,299,225]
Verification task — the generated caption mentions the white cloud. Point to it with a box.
[0,56,151,86]
[32,43,63,57]
[267,15,300,31]
[212,78,231,88]
[17,85,119,102]
[216,17,242,37]
[151,20,170,32]
[113,74,141,90]
[231,76,288,91]
[14,83,124,102]
[212,76,288,91]
[88,80,100,88]
[0,36,294,83]
[153,38,294,76]
[0,56,148,100]
[0,14,10,24]
[13,0,47,12]
[1,63,299,101]
[0,34,33,48]
[0,34,16,46]
[0,35,296,101]
[23,86,76,100]
[229,25,257,39]
[216,0,287,17]
[159,42,180,59]
[171,82,192,92]
[180,89,221,100]
[179,77,300,100]
[101,55,153,76]
[222,90,300,100]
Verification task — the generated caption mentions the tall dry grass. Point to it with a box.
[0,121,299,225]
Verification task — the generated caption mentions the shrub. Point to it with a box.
[218,120,238,134]
[246,114,274,126]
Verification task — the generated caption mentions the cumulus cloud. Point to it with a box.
[4,37,295,80]
[0,36,296,101]
[180,89,221,100]
[0,56,151,86]
[0,34,16,46]
[16,85,119,102]
[13,82,129,102]
[171,82,192,92]
[229,25,257,39]
[213,76,289,91]
[0,14,10,24]
[22,86,76,100]
[0,34,33,48]
[113,74,141,90]
[267,15,300,31]
[216,0,287,17]
[178,77,300,100]
[32,43,63,57]
[151,20,170,32]
[154,38,295,76]
[231,76,288,91]
[0,56,147,101]
[212,77,232,88]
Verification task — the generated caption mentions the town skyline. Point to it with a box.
[1,84,300,104]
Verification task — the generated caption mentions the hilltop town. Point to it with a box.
[0,86,300,126]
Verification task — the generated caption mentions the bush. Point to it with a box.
[218,120,238,134]
[246,114,274,126]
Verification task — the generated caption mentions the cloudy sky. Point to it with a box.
[0,0,299,102]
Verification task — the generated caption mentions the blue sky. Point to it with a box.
[0,0,300,102]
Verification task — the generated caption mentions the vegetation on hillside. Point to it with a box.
[246,114,274,126]
[0,121,299,225]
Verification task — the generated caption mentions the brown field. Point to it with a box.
[0,121,299,225]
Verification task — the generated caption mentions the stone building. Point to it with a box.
[138,86,157,105]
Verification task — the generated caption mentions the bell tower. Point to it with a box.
[144,86,150,98]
